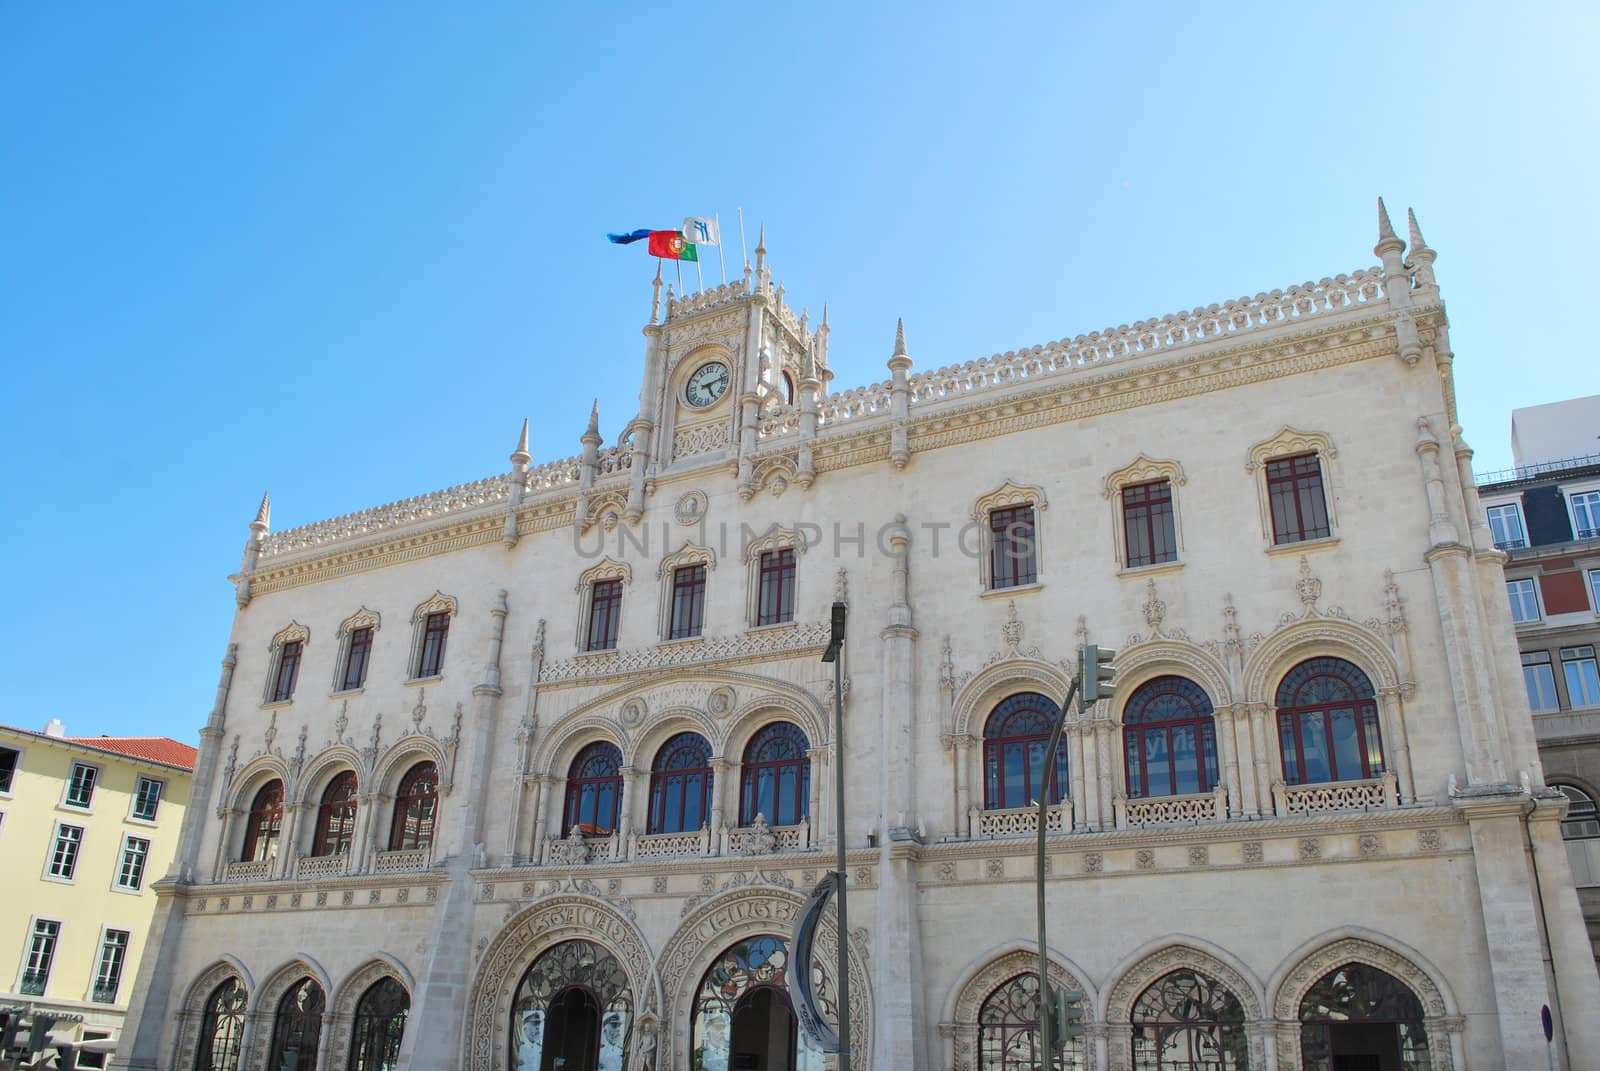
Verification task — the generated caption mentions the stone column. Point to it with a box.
[1068,725,1088,831]
[274,802,307,879]
[1248,704,1273,816]
[540,777,563,861]
[1231,706,1259,818]
[1377,689,1417,803]
[1528,798,1600,1068]
[1245,1020,1279,1071]
[953,736,973,835]
[1095,722,1115,830]
[708,757,730,841]
[1086,1023,1109,1071]
[809,747,832,848]
[1214,705,1242,818]
[1080,723,1101,831]
[615,767,637,850]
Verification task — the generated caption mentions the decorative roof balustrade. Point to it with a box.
[665,279,749,319]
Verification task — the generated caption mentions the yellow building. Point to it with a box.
[0,722,195,1062]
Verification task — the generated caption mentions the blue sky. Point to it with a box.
[2,3,1594,742]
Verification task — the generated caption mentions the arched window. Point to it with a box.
[388,762,439,852]
[1274,658,1384,785]
[266,977,325,1071]
[1123,677,1219,799]
[563,742,624,836]
[1130,968,1248,1070]
[648,732,713,834]
[983,693,1067,810]
[510,940,632,1071]
[979,973,1087,1071]
[1555,784,1600,839]
[312,771,359,856]
[194,977,246,1071]
[1298,962,1430,1070]
[241,780,284,862]
[740,722,811,826]
[692,935,827,1071]
[348,977,409,1071]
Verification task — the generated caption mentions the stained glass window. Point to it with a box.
[983,693,1067,810]
[1130,969,1249,1071]
[691,936,828,1071]
[510,940,631,1071]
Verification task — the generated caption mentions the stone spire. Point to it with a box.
[1374,197,1421,364]
[251,491,271,534]
[1406,207,1438,293]
[237,492,271,608]
[582,400,602,447]
[892,317,908,360]
[650,259,663,324]
[1375,197,1404,258]
[888,320,913,469]
[510,419,531,467]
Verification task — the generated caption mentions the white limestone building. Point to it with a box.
[115,206,1600,1071]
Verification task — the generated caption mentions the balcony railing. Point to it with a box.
[295,853,349,880]
[1579,527,1600,541]
[371,847,430,874]
[969,801,1072,839]
[92,980,120,1004]
[1494,538,1527,551]
[1115,787,1228,828]
[632,828,712,859]
[19,970,47,996]
[222,859,273,884]
[1272,773,1398,816]
[725,817,811,855]
[1475,453,1600,486]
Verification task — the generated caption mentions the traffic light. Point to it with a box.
[1049,985,1088,1052]
[1080,644,1116,703]
[0,1010,17,1054]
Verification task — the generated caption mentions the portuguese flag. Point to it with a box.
[647,230,698,261]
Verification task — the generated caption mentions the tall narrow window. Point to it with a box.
[1486,503,1527,550]
[1570,490,1600,540]
[416,613,449,678]
[348,977,409,1071]
[195,977,247,1071]
[272,640,303,702]
[389,762,438,851]
[132,776,163,821]
[587,579,622,651]
[1121,481,1177,568]
[739,722,810,826]
[92,929,130,1003]
[242,780,285,862]
[267,977,325,1071]
[0,746,18,793]
[342,626,374,691]
[988,505,1038,589]
[1507,578,1541,623]
[66,762,98,808]
[982,693,1068,810]
[1122,677,1219,799]
[22,919,59,996]
[757,548,797,626]
[1266,453,1331,544]
[1275,658,1385,785]
[669,565,707,639]
[48,824,84,879]
[1523,651,1561,712]
[1562,645,1600,707]
[648,732,713,834]
[313,771,359,856]
[563,742,623,836]
[116,836,150,890]
[1589,569,1600,613]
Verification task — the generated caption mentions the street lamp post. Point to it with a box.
[822,601,851,1071]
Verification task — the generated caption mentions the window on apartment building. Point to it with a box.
[116,836,150,890]
[756,548,797,626]
[92,929,130,1003]
[1562,645,1600,708]
[271,639,303,703]
[388,762,438,852]
[48,824,83,879]
[1266,453,1332,545]
[1590,570,1600,614]
[65,761,98,808]
[21,919,59,995]
[131,776,163,822]
[668,564,707,640]
[1570,490,1600,540]
[77,1031,112,1070]
[241,780,284,862]
[586,579,623,651]
[0,746,17,793]
[988,505,1038,589]
[1486,503,1528,550]
[313,771,359,857]
[1507,578,1542,624]
[415,612,450,678]
[1122,480,1178,568]
[1523,652,1561,713]
[341,626,375,692]
[1555,784,1600,839]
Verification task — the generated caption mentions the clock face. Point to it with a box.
[685,361,730,408]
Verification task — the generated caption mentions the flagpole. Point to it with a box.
[738,207,749,272]
[695,257,703,292]
[715,213,727,286]
[675,259,682,292]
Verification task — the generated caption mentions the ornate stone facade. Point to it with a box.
[115,211,1599,1071]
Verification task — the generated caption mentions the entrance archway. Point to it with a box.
[691,935,825,1071]
[1297,963,1431,1071]
[510,940,632,1071]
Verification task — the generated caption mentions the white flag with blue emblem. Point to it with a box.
[682,217,720,246]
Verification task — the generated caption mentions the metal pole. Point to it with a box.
[833,643,851,1071]
[1036,675,1080,1070]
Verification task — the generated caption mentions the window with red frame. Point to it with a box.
[563,742,623,836]
[586,579,622,651]
[739,722,810,826]
[756,548,796,626]
[415,612,449,678]
[1122,676,1219,798]
[312,771,358,856]
[988,505,1037,589]
[982,693,1067,809]
[648,732,713,833]
[241,779,284,862]
[1275,657,1384,785]
[340,627,373,692]
[271,640,302,703]
[1266,453,1331,545]
[669,565,707,639]
[388,762,439,851]
[1122,480,1177,568]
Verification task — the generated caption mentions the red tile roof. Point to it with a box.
[64,735,199,771]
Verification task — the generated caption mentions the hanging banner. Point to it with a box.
[787,873,842,1053]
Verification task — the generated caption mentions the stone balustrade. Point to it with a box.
[221,859,273,884]
[294,853,349,880]
[1272,773,1398,817]
[371,847,430,874]
[968,802,1071,839]
[632,828,712,859]
[1115,787,1228,828]
[725,817,810,855]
